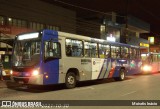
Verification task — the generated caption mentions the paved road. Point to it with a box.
[0,73,160,109]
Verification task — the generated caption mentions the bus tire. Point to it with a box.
[114,69,125,81]
[65,72,76,89]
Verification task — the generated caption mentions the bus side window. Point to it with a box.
[72,45,78,56]
[84,42,98,58]
[116,47,120,58]
[130,48,136,59]
[44,41,61,59]
[66,45,72,56]
[121,47,128,59]
[136,49,140,59]
[111,46,120,59]
[65,38,83,57]
[99,44,110,58]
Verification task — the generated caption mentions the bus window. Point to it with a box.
[136,49,141,59]
[44,41,61,60]
[84,42,98,58]
[130,48,136,59]
[121,47,129,59]
[65,39,83,57]
[152,54,158,62]
[99,44,110,58]
[111,46,120,59]
[12,40,41,67]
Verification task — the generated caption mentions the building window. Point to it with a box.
[46,25,60,31]
[0,16,4,25]
[29,22,44,30]
[8,18,27,27]
[100,25,106,38]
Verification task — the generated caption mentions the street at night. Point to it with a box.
[0,73,160,109]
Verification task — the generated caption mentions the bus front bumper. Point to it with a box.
[10,74,44,85]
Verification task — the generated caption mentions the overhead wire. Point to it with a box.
[54,0,126,18]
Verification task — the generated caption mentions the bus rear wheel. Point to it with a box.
[65,72,76,89]
[114,69,125,81]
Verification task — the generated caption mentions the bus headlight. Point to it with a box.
[142,65,152,71]
[2,70,6,76]
[10,70,13,75]
[32,70,39,76]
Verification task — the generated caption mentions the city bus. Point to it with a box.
[10,29,142,88]
[141,52,160,73]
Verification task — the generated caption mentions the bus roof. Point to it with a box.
[58,30,139,48]
[16,29,140,49]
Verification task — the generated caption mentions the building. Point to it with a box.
[76,11,150,52]
[0,0,150,53]
[0,0,77,54]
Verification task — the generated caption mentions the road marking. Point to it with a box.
[121,91,137,96]
[74,87,94,91]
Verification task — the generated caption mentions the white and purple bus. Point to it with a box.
[141,52,160,73]
[10,29,142,88]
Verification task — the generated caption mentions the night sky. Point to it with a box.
[44,0,160,36]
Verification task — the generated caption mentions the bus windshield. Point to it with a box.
[12,40,41,67]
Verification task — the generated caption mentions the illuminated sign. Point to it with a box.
[148,37,154,44]
[18,32,39,40]
[106,34,116,42]
[140,43,149,47]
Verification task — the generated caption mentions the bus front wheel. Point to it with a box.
[65,72,76,89]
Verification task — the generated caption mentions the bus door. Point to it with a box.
[42,40,61,85]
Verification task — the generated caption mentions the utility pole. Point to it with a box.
[125,0,129,43]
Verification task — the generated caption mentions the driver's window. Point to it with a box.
[44,41,61,59]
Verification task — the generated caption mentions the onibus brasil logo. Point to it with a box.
[1,101,42,108]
